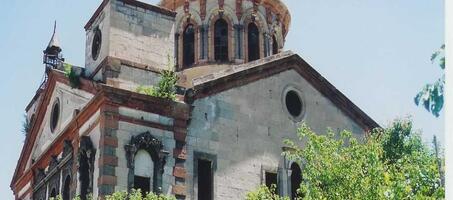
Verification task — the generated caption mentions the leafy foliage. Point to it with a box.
[106,190,175,200]
[415,44,445,117]
[63,63,81,89]
[137,56,178,100]
[21,114,31,136]
[246,185,289,200]
[48,190,175,200]
[274,119,444,200]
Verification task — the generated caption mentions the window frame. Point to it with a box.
[193,152,217,200]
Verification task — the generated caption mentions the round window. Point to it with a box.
[283,87,305,121]
[91,27,102,60]
[50,100,60,133]
[286,91,302,117]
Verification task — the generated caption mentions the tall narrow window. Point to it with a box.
[79,151,90,200]
[183,24,195,67]
[272,35,278,55]
[198,159,213,200]
[291,163,302,199]
[62,175,71,200]
[214,19,229,62]
[134,150,153,195]
[247,23,260,61]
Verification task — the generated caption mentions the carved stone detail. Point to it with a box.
[125,132,168,194]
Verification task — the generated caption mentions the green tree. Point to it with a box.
[415,45,445,117]
[246,119,444,199]
[246,185,289,200]
[49,190,175,200]
[137,56,178,100]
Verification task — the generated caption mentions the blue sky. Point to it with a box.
[0,0,444,199]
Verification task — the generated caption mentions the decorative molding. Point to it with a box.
[124,132,168,194]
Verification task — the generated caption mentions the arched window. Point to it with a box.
[183,24,195,67]
[134,150,154,195]
[248,23,260,61]
[291,163,302,199]
[62,175,71,200]
[125,132,167,194]
[78,136,95,200]
[214,19,229,62]
[272,35,278,55]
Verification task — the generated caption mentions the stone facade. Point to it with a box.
[11,0,379,200]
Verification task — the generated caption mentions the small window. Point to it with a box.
[265,171,278,192]
[50,100,60,133]
[92,27,102,60]
[291,163,302,199]
[247,23,260,61]
[183,24,195,67]
[285,90,303,118]
[198,159,213,200]
[214,19,229,62]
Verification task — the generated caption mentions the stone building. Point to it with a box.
[10,0,379,199]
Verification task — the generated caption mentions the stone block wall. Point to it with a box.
[185,69,364,199]
[109,0,175,70]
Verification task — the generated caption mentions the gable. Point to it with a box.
[29,82,94,163]
[189,52,379,131]
[11,70,98,190]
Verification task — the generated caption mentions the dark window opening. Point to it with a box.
[50,188,57,199]
[63,175,71,200]
[285,91,303,117]
[265,171,278,193]
[183,24,195,67]
[272,35,278,55]
[134,175,151,196]
[50,100,60,133]
[79,152,90,200]
[291,163,302,199]
[198,159,213,200]
[214,19,229,62]
[248,23,260,61]
[92,28,102,60]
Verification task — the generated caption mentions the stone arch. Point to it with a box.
[207,12,235,62]
[204,4,239,25]
[175,9,203,33]
[241,8,269,61]
[176,16,200,70]
[124,132,167,194]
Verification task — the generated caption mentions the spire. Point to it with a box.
[45,21,61,53]
[43,21,64,69]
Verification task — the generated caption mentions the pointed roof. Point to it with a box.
[45,21,61,52]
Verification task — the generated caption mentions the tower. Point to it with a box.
[43,21,64,70]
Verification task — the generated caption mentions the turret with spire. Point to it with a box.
[43,21,64,70]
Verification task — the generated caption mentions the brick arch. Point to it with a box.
[207,10,236,62]
[241,8,269,61]
[175,8,203,33]
[177,16,200,70]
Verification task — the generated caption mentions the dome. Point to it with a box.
[159,0,292,70]
[158,0,291,38]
